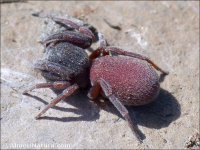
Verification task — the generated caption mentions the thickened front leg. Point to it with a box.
[50,16,95,41]
[106,46,169,75]
[34,59,74,80]
[88,79,144,143]
[41,31,92,49]
[35,84,79,119]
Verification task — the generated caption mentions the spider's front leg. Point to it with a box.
[41,16,95,48]
[50,16,95,41]
[88,79,144,143]
[34,59,74,81]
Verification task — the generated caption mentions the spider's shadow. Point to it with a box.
[26,87,180,130]
[129,88,180,129]
[25,89,101,122]
[96,88,181,129]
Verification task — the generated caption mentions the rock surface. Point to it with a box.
[1,1,199,149]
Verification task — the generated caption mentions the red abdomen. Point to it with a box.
[90,56,160,106]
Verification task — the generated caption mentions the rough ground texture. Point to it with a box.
[1,1,199,149]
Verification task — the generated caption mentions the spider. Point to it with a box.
[23,16,168,142]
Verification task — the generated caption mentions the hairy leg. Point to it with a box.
[34,59,73,80]
[23,81,70,94]
[35,84,79,119]
[50,16,95,41]
[41,31,93,49]
[87,81,101,100]
[88,79,144,142]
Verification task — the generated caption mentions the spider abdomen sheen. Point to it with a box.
[90,55,160,106]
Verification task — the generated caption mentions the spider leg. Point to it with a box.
[35,84,79,119]
[89,49,102,60]
[89,33,109,60]
[105,46,169,75]
[40,16,96,48]
[107,95,144,143]
[87,81,101,100]
[41,31,93,49]
[88,79,144,143]
[50,16,95,41]
[34,59,73,80]
[23,81,70,94]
